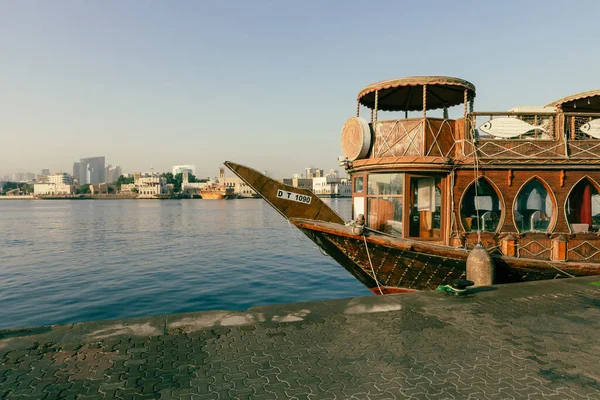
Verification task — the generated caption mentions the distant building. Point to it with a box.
[90,183,117,195]
[292,177,313,190]
[74,156,105,185]
[219,168,257,198]
[105,165,123,183]
[11,172,35,182]
[181,172,210,193]
[41,169,50,176]
[304,167,324,179]
[121,173,168,198]
[34,172,74,195]
[312,176,351,197]
[73,162,80,183]
[223,177,257,197]
[172,164,196,176]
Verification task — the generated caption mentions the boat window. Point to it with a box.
[366,173,403,235]
[460,178,502,232]
[408,177,442,238]
[566,179,600,233]
[514,179,554,233]
[368,173,403,195]
[354,177,364,193]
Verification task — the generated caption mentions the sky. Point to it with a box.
[1,0,599,179]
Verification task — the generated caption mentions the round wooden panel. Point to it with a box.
[341,117,371,161]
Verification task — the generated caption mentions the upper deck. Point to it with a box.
[341,77,600,171]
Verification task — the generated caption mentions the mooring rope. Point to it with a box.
[470,116,483,243]
[363,234,384,295]
[543,261,575,278]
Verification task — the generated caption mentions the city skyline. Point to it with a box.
[2,1,600,177]
[1,161,343,182]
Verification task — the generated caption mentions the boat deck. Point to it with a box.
[1,276,600,399]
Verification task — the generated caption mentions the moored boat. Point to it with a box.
[226,76,600,294]
[200,185,235,200]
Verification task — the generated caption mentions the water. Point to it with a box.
[0,199,371,330]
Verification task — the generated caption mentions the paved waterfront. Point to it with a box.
[1,277,599,399]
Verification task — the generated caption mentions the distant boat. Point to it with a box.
[200,185,235,200]
[225,76,600,294]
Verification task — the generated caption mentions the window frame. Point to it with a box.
[564,176,600,234]
[458,176,505,234]
[512,176,557,234]
[404,173,447,241]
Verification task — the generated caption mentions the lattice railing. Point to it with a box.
[517,239,552,260]
[462,112,600,161]
[563,114,600,140]
[470,112,557,141]
[372,118,457,158]
[567,240,600,261]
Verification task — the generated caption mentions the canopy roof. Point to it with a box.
[546,89,600,112]
[357,76,476,112]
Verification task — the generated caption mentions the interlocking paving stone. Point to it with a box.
[0,276,600,399]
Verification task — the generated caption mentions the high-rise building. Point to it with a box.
[73,162,81,183]
[304,167,324,179]
[41,169,50,176]
[172,165,196,176]
[75,157,105,185]
[11,172,35,181]
[104,165,123,183]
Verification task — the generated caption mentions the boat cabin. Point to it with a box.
[341,77,600,262]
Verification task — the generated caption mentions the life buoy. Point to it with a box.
[340,117,371,161]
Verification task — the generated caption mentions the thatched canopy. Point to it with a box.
[357,76,476,112]
[546,89,600,112]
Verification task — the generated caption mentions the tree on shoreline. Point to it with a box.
[77,184,91,194]
[114,175,134,188]
[161,172,197,193]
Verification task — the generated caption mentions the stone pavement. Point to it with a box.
[1,276,600,400]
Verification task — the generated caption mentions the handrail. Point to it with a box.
[469,111,600,117]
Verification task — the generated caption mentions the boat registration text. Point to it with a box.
[276,190,312,204]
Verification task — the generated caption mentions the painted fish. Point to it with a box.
[479,117,547,138]
[579,118,600,139]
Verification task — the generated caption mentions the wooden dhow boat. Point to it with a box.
[226,76,600,294]
[200,185,235,200]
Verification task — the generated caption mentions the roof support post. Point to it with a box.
[422,84,427,118]
[374,90,379,122]
[464,89,468,118]
[356,100,360,117]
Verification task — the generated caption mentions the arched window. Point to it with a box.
[460,178,502,232]
[514,178,554,233]
[566,178,600,233]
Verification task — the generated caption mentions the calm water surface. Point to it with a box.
[0,199,371,329]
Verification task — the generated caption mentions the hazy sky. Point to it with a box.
[1,0,599,178]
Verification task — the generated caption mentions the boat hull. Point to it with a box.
[291,218,600,293]
[200,191,234,200]
[224,161,600,294]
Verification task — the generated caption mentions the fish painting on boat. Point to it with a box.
[579,118,600,139]
[479,117,547,138]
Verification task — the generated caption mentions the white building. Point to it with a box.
[34,173,75,195]
[181,172,211,193]
[172,164,196,176]
[47,173,73,185]
[222,177,257,197]
[121,173,168,198]
[312,176,351,197]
